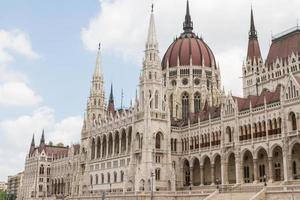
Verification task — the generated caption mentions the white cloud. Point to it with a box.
[0,106,82,180]
[0,29,40,63]
[0,82,42,107]
[0,29,41,107]
[81,0,300,96]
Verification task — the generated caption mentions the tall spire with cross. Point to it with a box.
[87,43,106,123]
[183,0,193,33]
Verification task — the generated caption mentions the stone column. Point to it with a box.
[190,167,194,186]
[283,150,291,181]
[211,164,215,185]
[200,165,204,185]
[268,157,273,182]
[235,154,241,184]
[253,159,258,183]
[221,159,227,185]
[240,160,244,184]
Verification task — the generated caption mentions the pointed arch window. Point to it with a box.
[290,112,297,130]
[194,92,201,113]
[90,175,93,185]
[39,164,44,175]
[169,94,173,117]
[91,138,95,160]
[182,92,189,119]
[114,172,117,183]
[120,171,124,182]
[155,132,162,149]
[155,91,159,109]
[95,174,99,184]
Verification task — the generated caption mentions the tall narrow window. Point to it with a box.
[91,138,95,160]
[182,92,189,119]
[170,94,173,117]
[194,92,201,113]
[156,133,162,149]
[155,168,161,181]
[39,165,44,175]
[155,91,159,109]
[290,112,297,130]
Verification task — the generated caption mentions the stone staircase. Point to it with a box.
[207,192,257,200]
[204,184,263,200]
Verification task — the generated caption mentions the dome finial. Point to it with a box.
[183,0,193,33]
[151,3,154,13]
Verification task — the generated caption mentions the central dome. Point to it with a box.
[161,1,216,70]
[162,33,216,70]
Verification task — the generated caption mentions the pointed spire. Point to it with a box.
[31,134,35,147]
[40,129,45,145]
[249,8,257,39]
[94,43,102,78]
[183,0,193,33]
[247,8,262,64]
[108,83,115,113]
[109,83,114,102]
[146,4,158,47]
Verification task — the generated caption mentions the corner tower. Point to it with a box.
[131,5,175,192]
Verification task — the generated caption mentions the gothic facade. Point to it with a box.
[18,1,300,199]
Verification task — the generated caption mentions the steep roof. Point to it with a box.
[266,28,300,65]
[233,86,281,111]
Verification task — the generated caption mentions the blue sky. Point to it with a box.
[0,0,138,120]
[0,0,299,181]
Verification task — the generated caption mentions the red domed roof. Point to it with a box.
[162,33,216,70]
[161,0,216,70]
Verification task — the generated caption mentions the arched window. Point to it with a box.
[194,92,201,113]
[91,138,95,159]
[39,164,44,175]
[114,172,117,183]
[107,173,111,183]
[290,112,297,130]
[96,137,101,158]
[226,126,232,142]
[170,94,173,117]
[90,175,93,185]
[120,171,124,182]
[182,92,189,119]
[101,174,104,184]
[156,133,162,149]
[95,174,98,184]
[155,91,159,109]
[102,135,107,157]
